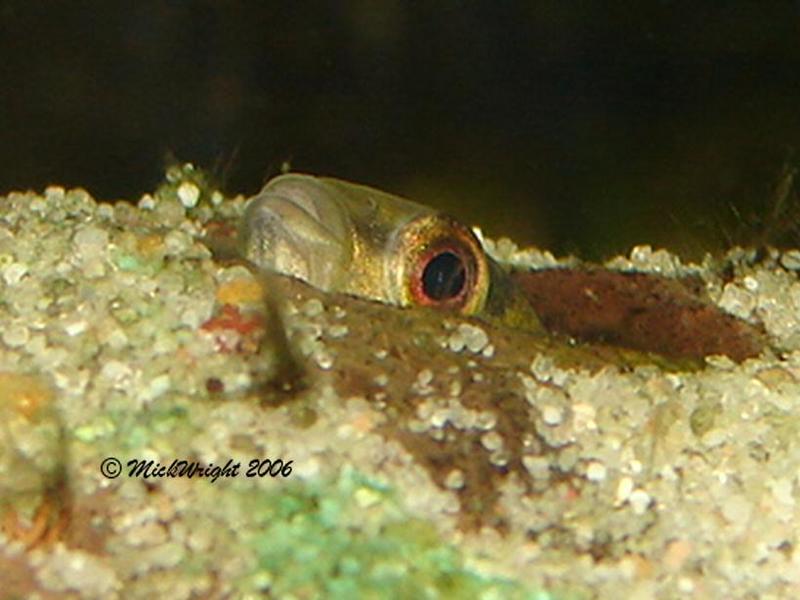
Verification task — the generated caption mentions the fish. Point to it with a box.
[239,174,765,362]
[240,174,545,334]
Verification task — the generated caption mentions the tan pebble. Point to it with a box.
[572,403,597,431]
[475,411,497,430]
[629,489,651,514]
[417,369,434,386]
[448,379,462,397]
[313,348,334,370]
[615,476,634,505]
[721,494,752,524]
[444,469,465,490]
[327,324,349,338]
[447,332,466,353]
[303,298,324,317]
[522,455,550,480]
[489,450,509,467]
[541,405,563,426]
[177,182,200,208]
[2,324,30,347]
[586,461,607,482]
[480,431,503,451]
[430,428,445,441]
[663,539,693,571]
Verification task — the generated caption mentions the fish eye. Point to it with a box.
[409,239,477,308]
[421,251,466,301]
[398,214,489,314]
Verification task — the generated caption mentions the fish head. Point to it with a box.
[241,173,543,332]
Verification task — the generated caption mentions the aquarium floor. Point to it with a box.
[1,183,800,599]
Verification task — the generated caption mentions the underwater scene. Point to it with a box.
[1,4,800,599]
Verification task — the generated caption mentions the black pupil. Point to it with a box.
[421,251,466,301]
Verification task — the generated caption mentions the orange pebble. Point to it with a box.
[0,372,54,420]
[216,278,263,306]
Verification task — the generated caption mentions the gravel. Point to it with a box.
[2,176,800,598]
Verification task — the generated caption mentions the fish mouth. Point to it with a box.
[240,175,353,290]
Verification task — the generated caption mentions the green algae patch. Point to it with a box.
[245,468,544,600]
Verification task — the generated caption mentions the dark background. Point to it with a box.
[1,2,799,259]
